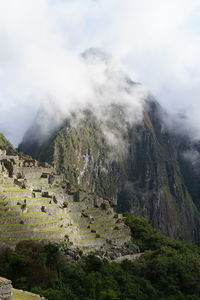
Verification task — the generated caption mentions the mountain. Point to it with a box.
[19,97,200,246]
[18,48,200,245]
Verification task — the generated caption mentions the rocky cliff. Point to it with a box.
[19,99,200,246]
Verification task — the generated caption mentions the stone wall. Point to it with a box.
[0,149,132,254]
[0,277,12,300]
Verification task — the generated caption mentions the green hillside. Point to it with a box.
[0,133,14,151]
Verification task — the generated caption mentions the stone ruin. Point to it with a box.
[0,277,12,300]
[0,148,134,258]
[0,150,52,181]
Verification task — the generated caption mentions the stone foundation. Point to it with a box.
[0,277,12,300]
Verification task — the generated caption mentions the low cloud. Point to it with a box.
[0,0,200,145]
[22,48,148,157]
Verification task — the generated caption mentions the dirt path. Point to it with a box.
[113,252,144,263]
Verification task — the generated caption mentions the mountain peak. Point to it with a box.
[82,47,112,64]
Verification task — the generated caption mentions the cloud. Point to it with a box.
[21,48,148,157]
[0,0,200,144]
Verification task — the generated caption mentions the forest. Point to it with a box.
[0,214,200,300]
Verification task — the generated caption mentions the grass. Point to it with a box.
[13,198,52,202]
[3,189,28,192]
[0,236,62,241]
[0,211,48,216]
[0,203,57,208]
[79,234,129,242]
[9,197,51,200]
[0,212,66,220]
[7,196,30,199]
[0,219,61,227]
[43,189,60,192]
[79,237,104,242]
[90,223,116,230]
[3,184,18,188]
[4,227,63,233]
[98,229,124,235]
[27,177,47,181]
[79,228,119,236]
[73,218,114,226]
[92,213,112,218]
[13,289,43,300]
[79,232,96,236]
[72,213,112,220]
[89,219,114,226]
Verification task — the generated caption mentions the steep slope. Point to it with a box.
[19,100,200,245]
[117,101,200,244]
[0,133,15,154]
[176,137,200,211]
[0,149,132,255]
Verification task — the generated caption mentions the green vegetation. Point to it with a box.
[0,213,65,220]
[0,203,56,208]
[0,133,14,151]
[13,289,42,300]
[125,213,174,251]
[0,219,61,227]
[0,214,200,300]
[3,185,19,188]
[3,189,28,192]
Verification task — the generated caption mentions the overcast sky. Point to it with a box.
[0,0,200,145]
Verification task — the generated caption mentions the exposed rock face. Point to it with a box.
[176,136,200,212]
[0,277,12,300]
[19,100,200,245]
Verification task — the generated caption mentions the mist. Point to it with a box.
[0,0,200,145]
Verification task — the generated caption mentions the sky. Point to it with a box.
[0,0,200,145]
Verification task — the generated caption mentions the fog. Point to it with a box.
[0,0,200,145]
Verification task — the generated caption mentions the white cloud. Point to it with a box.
[0,0,200,144]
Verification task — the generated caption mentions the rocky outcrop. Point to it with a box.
[0,277,12,300]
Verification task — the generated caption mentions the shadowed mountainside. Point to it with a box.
[19,100,200,246]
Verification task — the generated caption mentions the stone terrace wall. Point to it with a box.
[0,277,12,300]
